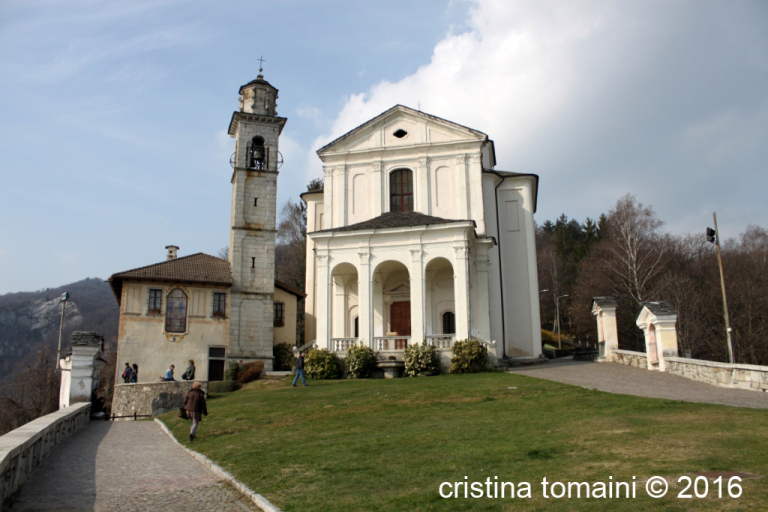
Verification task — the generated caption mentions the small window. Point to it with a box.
[147,289,162,314]
[274,302,285,327]
[354,317,359,338]
[442,311,456,335]
[165,289,188,333]
[212,293,226,318]
[390,169,414,212]
[209,347,226,358]
[393,129,408,138]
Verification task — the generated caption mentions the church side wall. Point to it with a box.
[482,174,504,357]
[496,178,542,357]
[274,288,298,346]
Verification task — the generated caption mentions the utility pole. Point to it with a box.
[56,292,70,369]
[556,294,569,349]
[707,213,734,364]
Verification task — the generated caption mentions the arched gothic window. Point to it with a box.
[248,136,267,170]
[165,289,188,333]
[442,311,456,335]
[390,169,414,212]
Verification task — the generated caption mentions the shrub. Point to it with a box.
[305,349,343,380]
[449,339,488,374]
[345,343,377,379]
[208,380,239,393]
[273,342,296,371]
[237,361,264,385]
[403,342,440,377]
[224,361,240,381]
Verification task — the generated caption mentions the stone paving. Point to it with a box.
[9,421,259,512]
[507,357,768,409]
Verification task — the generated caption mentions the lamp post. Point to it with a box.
[707,212,734,364]
[556,294,569,349]
[56,292,70,369]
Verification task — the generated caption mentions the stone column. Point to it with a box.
[456,154,469,219]
[592,297,619,362]
[636,302,679,372]
[323,167,334,228]
[316,252,330,349]
[409,247,425,345]
[372,161,383,217]
[453,243,471,340]
[358,251,372,348]
[332,274,346,340]
[475,249,492,347]
[468,154,486,235]
[333,166,346,228]
[416,157,430,214]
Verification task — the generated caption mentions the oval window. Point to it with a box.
[393,129,408,139]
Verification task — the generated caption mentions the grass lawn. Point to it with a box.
[161,373,768,511]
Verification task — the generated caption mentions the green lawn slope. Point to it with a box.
[162,373,768,511]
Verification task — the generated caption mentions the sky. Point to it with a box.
[0,0,766,294]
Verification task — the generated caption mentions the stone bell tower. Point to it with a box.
[227,73,286,371]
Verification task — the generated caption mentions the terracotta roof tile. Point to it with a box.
[109,253,233,285]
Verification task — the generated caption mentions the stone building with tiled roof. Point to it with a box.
[108,74,304,383]
[303,105,542,365]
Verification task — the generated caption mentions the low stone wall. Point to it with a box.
[665,357,768,392]
[612,349,648,369]
[0,402,90,505]
[112,380,209,418]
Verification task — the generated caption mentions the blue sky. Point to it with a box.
[1,0,767,294]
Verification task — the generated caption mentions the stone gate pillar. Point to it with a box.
[59,331,105,409]
[592,297,618,362]
[636,302,679,372]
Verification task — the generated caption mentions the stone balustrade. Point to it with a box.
[330,338,358,352]
[0,402,90,504]
[425,335,454,349]
[373,336,410,351]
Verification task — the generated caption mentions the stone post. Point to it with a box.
[592,297,619,362]
[59,332,105,409]
[636,302,679,372]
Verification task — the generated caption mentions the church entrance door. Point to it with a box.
[390,301,411,336]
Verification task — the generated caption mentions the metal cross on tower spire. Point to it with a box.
[258,55,266,73]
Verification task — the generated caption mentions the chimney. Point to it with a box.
[166,245,179,261]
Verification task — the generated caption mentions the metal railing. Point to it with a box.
[294,339,317,354]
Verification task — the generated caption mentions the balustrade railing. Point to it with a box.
[373,336,410,351]
[330,338,359,352]
[425,335,455,349]
[471,336,497,356]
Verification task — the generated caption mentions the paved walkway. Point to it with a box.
[10,421,259,512]
[507,357,768,409]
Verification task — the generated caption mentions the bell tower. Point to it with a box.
[227,73,286,371]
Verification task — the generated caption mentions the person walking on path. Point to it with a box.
[182,360,196,380]
[183,381,207,442]
[293,352,308,387]
[162,364,175,381]
[130,364,138,383]
[121,362,132,383]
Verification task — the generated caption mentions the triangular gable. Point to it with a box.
[317,105,487,155]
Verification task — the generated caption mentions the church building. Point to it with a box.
[108,74,303,382]
[302,106,542,362]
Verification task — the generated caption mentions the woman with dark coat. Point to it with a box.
[130,364,138,383]
[183,381,207,442]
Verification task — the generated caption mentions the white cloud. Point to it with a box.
[317,0,768,234]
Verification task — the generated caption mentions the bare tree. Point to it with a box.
[218,246,229,260]
[602,194,668,305]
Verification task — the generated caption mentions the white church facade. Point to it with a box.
[302,106,542,361]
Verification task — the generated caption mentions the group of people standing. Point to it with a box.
[160,360,196,382]
[121,363,138,383]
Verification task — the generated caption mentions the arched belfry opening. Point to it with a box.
[248,136,268,170]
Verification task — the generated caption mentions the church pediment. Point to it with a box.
[317,105,488,155]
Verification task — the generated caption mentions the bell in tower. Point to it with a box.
[226,68,287,372]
